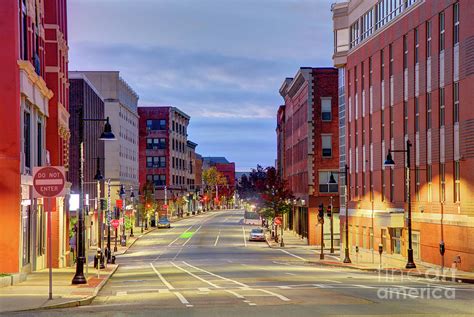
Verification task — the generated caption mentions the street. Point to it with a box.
[14,209,473,316]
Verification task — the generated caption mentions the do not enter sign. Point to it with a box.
[33,166,66,198]
[111,219,120,229]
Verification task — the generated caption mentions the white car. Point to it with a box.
[249,228,265,241]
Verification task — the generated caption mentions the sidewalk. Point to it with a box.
[0,264,118,314]
[265,230,474,284]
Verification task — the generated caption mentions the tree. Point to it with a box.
[258,167,293,245]
[203,167,228,208]
[138,181,157,230]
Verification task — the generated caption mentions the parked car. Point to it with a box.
[157,216,171,228]
[249,228,265,241]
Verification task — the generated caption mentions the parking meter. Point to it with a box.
[355,246,359,253]
[378,243,383,255]
[439,241,445,256]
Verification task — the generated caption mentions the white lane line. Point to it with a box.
[313,284,333,288]
[116,291,127,296]
[285,272,296,276]
[214,230,221,246]
[256,289,290,301]
[173,291,192,305]
[182,261,249,288]
[198,287,210,292]
[352,284,374,289]
[278,286,292,289]
[279,249,307,261]
[167,224,195,247]
[224,289,245,299]
[170,261,221,289]
[248,303,257,306]
[325,279,343,284]
[242,226,247,247]
[171,247,184,261]
[159,289,170,294]
[150,263,175,290]
[182,223,203,246]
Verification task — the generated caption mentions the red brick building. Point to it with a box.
[0,0,69,274]
[332,0,474,271]
[202,157,236,204]
[138,106,195,214]
[278,67,339,246]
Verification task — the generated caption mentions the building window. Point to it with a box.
[37,121,42,166]
[454,2,459,45]
[403,101,408,136]
[146,119,166,130]
[439,88,445,127]
[403,35,408,69]
[427,93,432,129]
[454,82,459,123]
[321,98,332,121]
[427,20,432,58]
[415,168,420,201]
[319,171,338,193]
[412,231,420,259]
[20,1,28,60]
[322,135,332,157]
[415,98,419,132]
[146,138,166,150]
[427,165,432,202]
[24,111,31,169]
[454,161,460,203]
[381,108,385,139]
[369,227,374,250]
[389,44,393,77]
[146,156,166,168]
[382,169,385,202]
[362,226,367,249]
[151,174,166,187]
[439,11,445,52]
[390,228,402,254]
[440,163,446,202]
[413,28,418,64]
[380,49,384,79]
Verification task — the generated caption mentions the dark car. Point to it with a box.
[157,216,171,228]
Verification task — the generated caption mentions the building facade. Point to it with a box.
[74,71,140,207]
[202,157,236,207]
[332,0,474,271]
[0,0,71,274]
[69,73,105,246]
[279,67,340,246]
[138,106,193,215]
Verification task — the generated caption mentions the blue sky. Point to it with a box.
[68,0,334,171]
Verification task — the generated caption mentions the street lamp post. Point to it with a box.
[329,164,351,263]
[130,188,135,237]
[384,139,416,269]
[106,179,112,263]
[93,157,105,269]
[72,112,116,285]
[330,196,334,254]
[119,185,126,246]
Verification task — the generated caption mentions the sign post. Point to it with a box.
[33,166,66,301]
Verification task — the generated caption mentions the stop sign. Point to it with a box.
[111,219,120,229]
[33,166,65,198]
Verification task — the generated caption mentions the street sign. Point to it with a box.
[274,217,282,225]
[33,166,65,198]
[111,219,120,229]
[116,199,123,209]
[163,204,168,209]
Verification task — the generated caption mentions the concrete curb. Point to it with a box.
[310,260,474,284]
[41,264,120,310]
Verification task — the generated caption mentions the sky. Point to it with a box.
[68,0,334,171]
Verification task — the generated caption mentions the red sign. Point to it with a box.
[116,199,123,209]
[274,217,282,225]
[33,166,65,198]
[163,204,168,209]
[111,219,120,229]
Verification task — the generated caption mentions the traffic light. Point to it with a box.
[326,205,332,218]
[100,198,107,210]
[318,204,324,219]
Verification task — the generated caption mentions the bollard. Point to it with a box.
[378,244,383,270]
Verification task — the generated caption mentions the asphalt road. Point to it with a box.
[18,210,474,316]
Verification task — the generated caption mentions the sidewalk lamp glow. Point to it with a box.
[383,152,395,168]
[69,194,80,211]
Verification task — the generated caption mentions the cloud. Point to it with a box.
[68,0,334,170]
